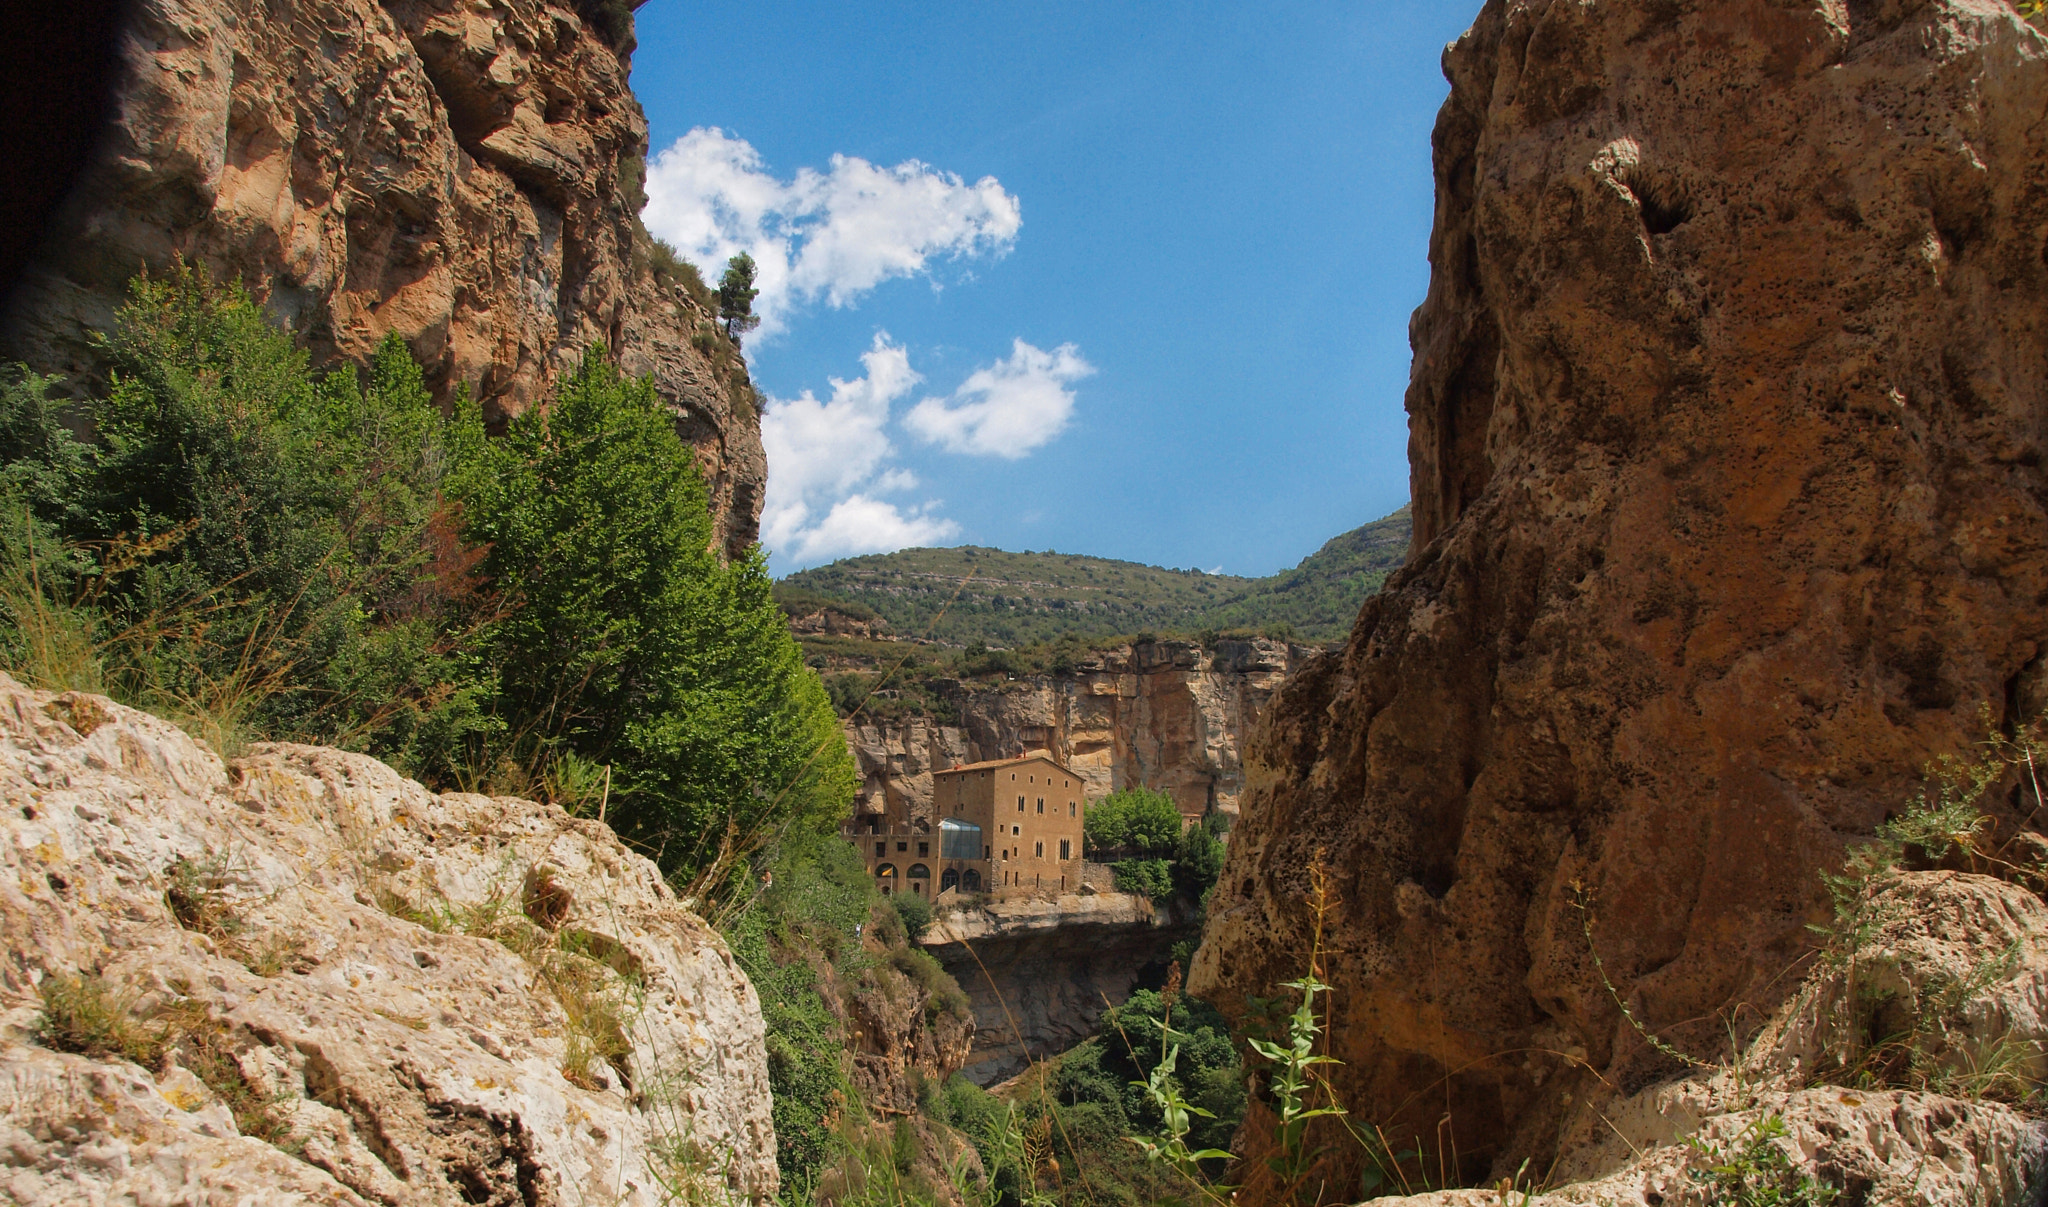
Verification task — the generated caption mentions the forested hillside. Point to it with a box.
[780,505,1410,647]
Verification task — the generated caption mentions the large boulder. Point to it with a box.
[0,674,779,1205]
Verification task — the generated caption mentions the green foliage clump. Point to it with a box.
[1085,787,1182,857]
[0,270,494,761]
[1684,1115,1838,1207]
[1111,858,1173,901]
[720,252,762,341]
[893,891,933,942]
[1172,814,1228,902]
[457,349,852,881]
[0,268,852,889]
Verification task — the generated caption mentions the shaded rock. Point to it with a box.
[924,891,1196,1084]
[0,674,776,1205]
[1193,0,2048,1187]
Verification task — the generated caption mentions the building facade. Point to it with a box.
[846,753,1088,901]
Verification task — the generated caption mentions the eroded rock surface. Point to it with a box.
[1360,874,2048,1205]
[848,638,1306,827]
[1194,0,2048,1186]
[0,675,778,1205]
[924,891,1195,1084]
[1,0,764,557]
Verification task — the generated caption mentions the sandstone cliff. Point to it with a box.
[846,638,1306,828]
[0,674,778,1205]
[1,0,764,557]
[1193,0,2048,1188]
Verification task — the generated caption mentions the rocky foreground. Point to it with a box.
[0,675,777,1206]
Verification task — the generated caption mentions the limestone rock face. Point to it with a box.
[1192,0,2048,1185]
[848,638,1305,827]
[0,675,778,1205]
[923,892,1197,1085]
[1,0,764,557]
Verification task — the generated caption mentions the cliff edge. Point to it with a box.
[1194,0,2048,1187]
[0,0,765,557]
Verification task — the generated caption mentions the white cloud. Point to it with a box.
[760,333,958,566]
[777,495,960,567]
[904,340,1094,457]
[642,128,1021,338]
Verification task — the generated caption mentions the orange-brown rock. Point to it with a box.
[1192,0,2048,1188]
[2,0,764,556]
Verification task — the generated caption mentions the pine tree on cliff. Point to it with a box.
[719,253,761,342]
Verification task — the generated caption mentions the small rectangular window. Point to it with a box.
[1013,825,1020,835]
[897,841,907,852]
[1018,796,1026,811]
[875,842,885,857]
[918,841,929,856]
[1036,798,1044,813]
[1069,802,1076,817]
[1035,841,1044,857]
[1059,839,1071,860]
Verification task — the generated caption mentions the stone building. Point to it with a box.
[847,754,1087,901]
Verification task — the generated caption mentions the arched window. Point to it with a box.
[941,868,960,892]
[908,863,931,882]
[962,869,982,892]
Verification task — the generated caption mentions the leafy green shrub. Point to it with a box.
[893,891,933,941]
[1112,858,1172,901]
[0,269,496,762]
[456,348,853,882]
[1085,787,1181,857]
[1172,814,1227,902]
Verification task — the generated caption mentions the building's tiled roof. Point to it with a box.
[936,752,1079,778]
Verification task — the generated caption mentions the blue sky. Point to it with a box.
[630,2,1476,576]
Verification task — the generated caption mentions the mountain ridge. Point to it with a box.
[779,504,1411,647]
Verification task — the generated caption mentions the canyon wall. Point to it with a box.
[923,892,1197,1085]
[1,0,764,557]
[846,638,1306,828]
[1194,0,2048,1189]
[0,674,778,1205]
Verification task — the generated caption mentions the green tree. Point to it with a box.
[718,252,762,341]
[1085,786,1182,857]
[455,348,852,880]
[1171,814,1227,902]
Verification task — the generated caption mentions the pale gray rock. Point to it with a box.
[0,674,777,1205]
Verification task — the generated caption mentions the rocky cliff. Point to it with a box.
[1,0,765,557]
[923,891,1196,1085]
[0,674,778,1205]
[1194,0,2048,1189]
[846,638,1306,827]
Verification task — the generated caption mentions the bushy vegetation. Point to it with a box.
[0,267,852,887]
[722,833,974,1201]
[777,506,1409,649]
[1084,789,1228,904]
